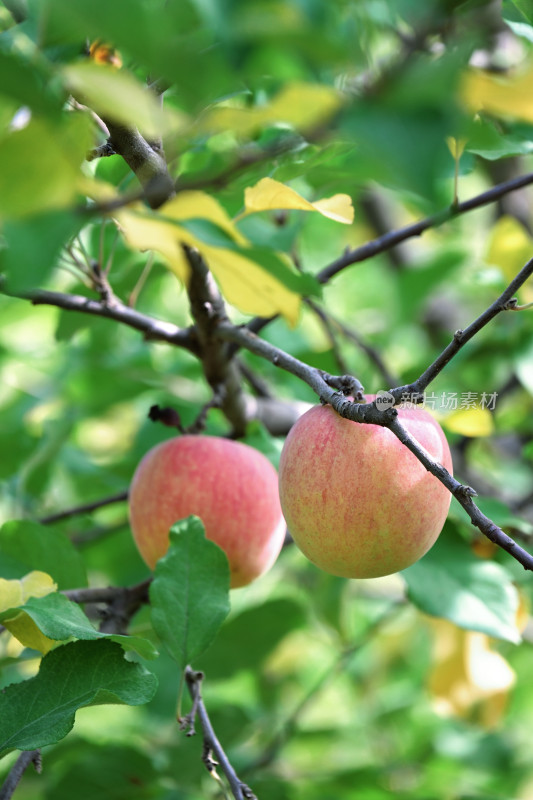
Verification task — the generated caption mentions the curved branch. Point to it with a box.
[389,255,533,400]
[3,287,198,353]
[184,246,249,436]
[184,668,257,800]
[39,490,129,525]
[317,171,533,284]
[0,751,41,800]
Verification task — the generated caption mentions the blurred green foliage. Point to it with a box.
[1,0,533,798]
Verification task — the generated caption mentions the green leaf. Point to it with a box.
[149,516,230,669]
[504,0,533,24]
[403,527,521,644]
[44,742,159,800]
[0,521,87,590]
[465,117,533,161]
[0,210,82,292]
[0,114,92,219]
[0,592,158,659]
[342,105,452,208]
[0,639,157,758]
[0,51,60,116]
[62,62,184,139]
[200,598,306,680]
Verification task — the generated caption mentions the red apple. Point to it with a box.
[278,398,453,578]
[129,435,285,588]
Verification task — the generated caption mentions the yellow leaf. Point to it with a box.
[446,136,466,159]
[116,204,191,283]
[267,82,343,130]
[63,62,186,138]
[115,192,301,324]
[486,215,533,305]
[487,215,533,278]
[79,176,120,203]
[162,193,248,246]
[0,571,57,609]
[0,571,57,655]
[241,177,353,224]
[441,407,494,437]
[428,618,515,728]
[201,244,300,324]
[461,64,533,124]
[3,612,56,655]
[200,81,343,137]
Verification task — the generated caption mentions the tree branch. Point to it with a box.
[317,171,533,284]
[2,287,198,353]
[0,751,41,800]
[184,246,251,437]
[104,122,175,210]
[39,490,129,525]
[389,255,533,401]
[183,668,257,800]
[305,298,399,387]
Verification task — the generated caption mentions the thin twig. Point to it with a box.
[305,298,350,374]
[0,750,41,800]
[2,287,198,353]
[317,171,533,284]
[306,298,399,386]
[184,668,257,800]
[39,490,129,525]
[128,253,154,307]
[389,256,533,403]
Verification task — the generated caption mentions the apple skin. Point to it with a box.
[278,398,453,579]
[129,435,285,588]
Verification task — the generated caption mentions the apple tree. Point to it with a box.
[2,1,533,798]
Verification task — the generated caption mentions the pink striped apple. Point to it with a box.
[278,399,453,578]
[129,435,285,588]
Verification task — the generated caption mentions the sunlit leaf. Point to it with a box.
[462,63,533,124]
[446,136,466,159]
[486,215,533,304]
[116,193,306,323]
[0,571,57,654]
[428,618,516,728]
[241,177,354,224]
[0,640,157,758]
[63,62,185,138]
[199,82,343,136]
[0,592,158,659]
[0,114,92,219]
[440,407,495,437]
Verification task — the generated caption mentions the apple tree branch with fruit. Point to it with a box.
[2,3,533,799]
